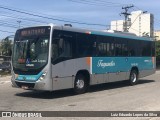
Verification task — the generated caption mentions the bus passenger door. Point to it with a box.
[51,30,75,90]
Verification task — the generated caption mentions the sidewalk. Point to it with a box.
[0,75,11,81]
[156,70,160,74]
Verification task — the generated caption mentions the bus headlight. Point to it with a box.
[39,72,47,80]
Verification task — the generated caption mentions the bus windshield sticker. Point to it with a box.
[26,58,34,67]
[26,58,30,64]
[18,58,25,64]
[31,59,46,63]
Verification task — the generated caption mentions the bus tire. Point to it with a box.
[129,70,138,86]
[74,73,88,94]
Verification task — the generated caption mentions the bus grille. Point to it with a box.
[15,81,35,89]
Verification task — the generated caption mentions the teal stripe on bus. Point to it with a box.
[16,72,43,82]
[92,57,154,74]
[91,31,152,41]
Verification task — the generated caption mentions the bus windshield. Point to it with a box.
[12,26,50,72]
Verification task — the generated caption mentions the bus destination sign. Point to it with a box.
[20,27,50,36]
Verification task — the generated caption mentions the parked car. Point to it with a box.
[0,64,7,72]
[0,62,11,72]
[0,64,2,71]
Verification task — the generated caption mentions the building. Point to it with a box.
[129,11,154,37]
[110,20,124,32]
[154,30,160,41]
[110,10,154,37]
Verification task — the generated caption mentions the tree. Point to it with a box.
[0,40,2,55]
[1,37,12,56]
[156,41,160,55]
[156,40,160,66]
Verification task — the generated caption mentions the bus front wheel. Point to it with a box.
[74,74,88,94]
[129,70,138,86]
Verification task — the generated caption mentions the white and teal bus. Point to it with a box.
[11,24,155,94]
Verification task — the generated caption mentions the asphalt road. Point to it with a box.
[0,71,160,120]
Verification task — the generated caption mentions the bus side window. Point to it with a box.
[76,33,95,57]
[52,30,74,64]
[52,38,59,61]
[128,40,136,56]
[59,38,72,58]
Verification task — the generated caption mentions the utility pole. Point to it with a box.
[121,5,134,32]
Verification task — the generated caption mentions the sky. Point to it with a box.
[0,0,160,39]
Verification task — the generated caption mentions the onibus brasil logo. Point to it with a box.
[97,60,116,68]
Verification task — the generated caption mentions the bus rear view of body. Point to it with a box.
[11,24,156,94]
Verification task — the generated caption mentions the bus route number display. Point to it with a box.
[21,28,46,36]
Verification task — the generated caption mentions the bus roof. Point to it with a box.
[17,24,154,41]
[55,24,153,41]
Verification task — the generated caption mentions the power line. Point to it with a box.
[121,5,134,32]
[0,11,124,30]
[0,13,49,26]
[68,0,123,7]
[0,20,19,27]
[94,0,124,5]
[0,29,15,33]
[0,4,92,24]
[128,11,147,31]
[0,22,18,29]
[0,5,106,27]
[134,6,160,31]
[1,4,148,31]
[80,0,126,6]
[134,5,160,23]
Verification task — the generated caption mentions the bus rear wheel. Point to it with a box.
[74,74,88,94]
[129,70,138,86]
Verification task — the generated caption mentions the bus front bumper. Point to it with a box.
[12,80,47,91]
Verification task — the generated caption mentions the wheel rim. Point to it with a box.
[131,73,137,83]
[76,79,84,89]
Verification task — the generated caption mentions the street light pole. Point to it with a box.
[17,21,21,29]
[139,11,147,36]
[128,11,147,35]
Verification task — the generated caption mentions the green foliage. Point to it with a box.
[156,41,160,61]
[0,37,12,56]
[0,41,2,55]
